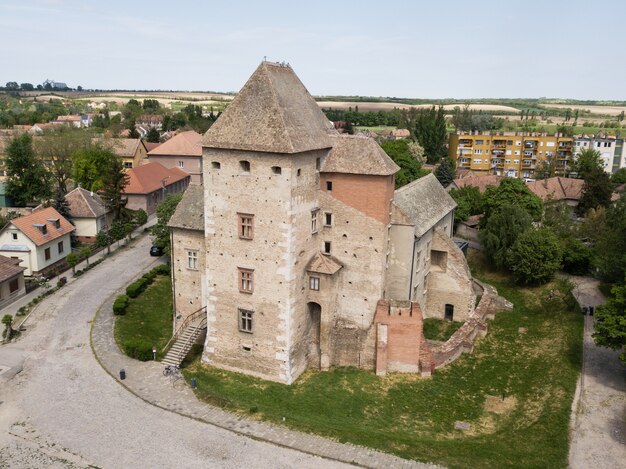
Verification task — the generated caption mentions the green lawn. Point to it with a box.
[114,276,173,360]
[182,250,583,469]
[423,318,464,342]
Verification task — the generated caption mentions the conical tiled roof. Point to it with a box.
[202,62,335,154]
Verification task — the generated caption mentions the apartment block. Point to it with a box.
[574,136,625,174]
[449,132,574,180]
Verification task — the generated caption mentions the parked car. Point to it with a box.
[150,245,164,256]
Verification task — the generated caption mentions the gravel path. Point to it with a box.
[568,277,626,469]
[0,235,347,468]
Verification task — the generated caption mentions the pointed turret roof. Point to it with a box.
[202,62,335,154]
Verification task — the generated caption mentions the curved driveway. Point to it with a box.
[0,235,347,468]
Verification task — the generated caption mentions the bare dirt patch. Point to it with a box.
[316,101,520,113]
[541,103,626,116]
[484,395,517,414]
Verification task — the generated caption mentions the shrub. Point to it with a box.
[17,306,26,316]
[122,338,154,361]
[507,227,563,285]
[113,295,129,315]
[126,278,148,298]
[561,238,592,275]
[142,270,157,283]
[154,264,170,276]
[57,277,67,288]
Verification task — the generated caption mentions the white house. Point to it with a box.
[0,207,75,276]
[65,187,112,243]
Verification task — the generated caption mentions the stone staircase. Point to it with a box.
[162,307,206,367]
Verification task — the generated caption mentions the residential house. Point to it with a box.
[169,62,477,383]
[65,187,112,243]
[0,255,26,309]
[574,136,625,174]
[0,207,74,276]
[525,177,585,207]
[95,138,148,169]
[147,130,203,184]
[124,162,190,215]
[446,174,504,192]
[137,114,163,130]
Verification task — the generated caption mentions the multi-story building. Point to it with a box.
[449,132,574,179]
[574,136,625,174]
[168,62,478,384]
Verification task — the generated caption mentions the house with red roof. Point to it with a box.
[0,207,75,276]
[65,187,113,243]
[123,162,190,214]
[146,130,203,184]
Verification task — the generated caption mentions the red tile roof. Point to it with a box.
[526,177,584,201]
[449,175,504,193]
[123,162,189,195]
[9,207,75,246]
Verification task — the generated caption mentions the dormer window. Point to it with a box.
[48,218,61,229]
[239,160,250,174]
[34,223,47,235]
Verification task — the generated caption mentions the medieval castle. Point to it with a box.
[168,62,477,384]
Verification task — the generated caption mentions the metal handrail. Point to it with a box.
[173,314,207,365]
[162,306,206,352]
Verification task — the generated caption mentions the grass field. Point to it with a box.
[114,276,173,360]
[181,251,583,469]
[423,318,464,342]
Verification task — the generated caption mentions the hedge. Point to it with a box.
[122,338,154,361]
[113,295,129,315]
[126,278,149,298]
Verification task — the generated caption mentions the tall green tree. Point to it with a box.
[506,227,563,284]
[380,140,428,188]
[99,156,129,220]
[571,148,603,179]
[479,204,532,269]
[593,197,626,285]
[72,145,119,191]
[145,127,160,143]
[593,278,626,364]
[413,106,448,164]
[577,167,613,216]
[449,186,484,223]
[151,193,183,253]
[482,178,543,221]
[5,133,51,206]
[434,157,455,186]
[610,167,626,184]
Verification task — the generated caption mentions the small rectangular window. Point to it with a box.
[211,161,221,169]
[323,241,331,255]
[309,276,320,291]
[271,166,282,175]
[324,212,332,226]
[238,268,254,293]
[326,181,332,191]
[316,157,321,171]
[240,160,250,173]
[124,162,133,168]
[57,241,64,254]
[9,278,19,293]
[44,247,51,261]
[178,161,184,168]
[11,233,17,240]
[239,308,253,333]
[238,213,254,239]
[311,209,319,234]
[187,250,198,270]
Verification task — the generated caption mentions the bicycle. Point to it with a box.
[163,364,180,377]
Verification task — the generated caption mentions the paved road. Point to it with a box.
[0,235,347,468]
[568,277,626,469]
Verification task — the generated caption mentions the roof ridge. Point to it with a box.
[264,63,295,154]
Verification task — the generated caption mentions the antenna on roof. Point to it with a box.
[263,56,267,62]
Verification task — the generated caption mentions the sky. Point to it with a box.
[1,0,625,100]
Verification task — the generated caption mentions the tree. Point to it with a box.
[133,209,148,226]
[561,237,592,275]
[77,85,83,91]
[5,81,19,90]
[145,127,160,143]
[571,148,603,179]
[593,197,626,285]
[142,99,160,111]
[577,167,613,216]
[593,279,626,364]
[380,140,428,188]
[35,126,90,199]
[110,221,126,247]
[151,193,183,253]
[482,178,543,221]
[5,134,51,206]
[20,83,34,91]
[434,157,455,186]
[542,201,575,239]
[99,156,129,220]
[2,314,14,340]
[479,204,532,270]
[72,145,118,191]
[413,106,447,164]
[66,252,79,274]
[96,230,111,255]
[506,228,562,284]
[610,168,626,185]
[79,246,91,266]
[449,186,484,223]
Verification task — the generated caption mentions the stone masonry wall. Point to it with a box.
[171,227,206,330]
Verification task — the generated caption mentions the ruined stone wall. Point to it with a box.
[201,147,325,384]
[424,227,475,321]
[171,228,206,329]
